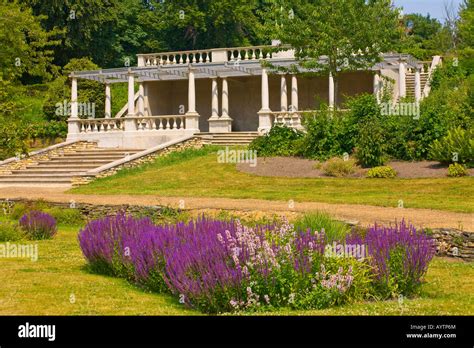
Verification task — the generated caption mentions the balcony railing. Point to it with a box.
[137,45,294,67]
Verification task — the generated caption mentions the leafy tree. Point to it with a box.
[260,0,400,107]
[0,0,58,83]
[398,14,445,59]
[21,0,119,67]
[139,0,264,52]
[43,58,104,121]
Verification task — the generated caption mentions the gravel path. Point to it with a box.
[0,187,472,230]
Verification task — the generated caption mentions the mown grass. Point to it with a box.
[0,222,472,315]
[71,147,474,213]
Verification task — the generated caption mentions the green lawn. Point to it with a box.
[71,147,474,213]
[0,223,473,315]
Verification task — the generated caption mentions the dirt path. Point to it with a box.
[0,187,472,230]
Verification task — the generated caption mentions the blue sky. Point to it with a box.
[393,0,464,22]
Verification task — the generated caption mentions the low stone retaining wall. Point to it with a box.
[0,198,173,221]
[1,198,472,261]
[0,141,97,174]
[71,137,203,186]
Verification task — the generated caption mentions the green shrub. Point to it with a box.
[0,221,23,241]
[447,163,468,177]
[248,124,303,157]
[297,107,350,160]
[43,207,84,225]
[429,127,474,167]
[355,119,387,167]
[366,166,398,178]
[294,211,351,243]
[322,157,357,177]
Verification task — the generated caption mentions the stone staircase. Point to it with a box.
[196,132,260,146]
[0,146,143,187]
[405,72,429,99]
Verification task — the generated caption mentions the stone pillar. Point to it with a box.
[414,68,422,102]
[67,75,80,136]
[124,70,137,131]
[138,82,145,117]
[221,77,229,118]
[373,72,381,104]
[399,61,406,99]
[105,83,111,118]
[280,75,287,112]
[329,72,335,108]
[210,77,219,119]
[185,68,200,132]
[291,75,298,112]
[209,77,232,133]
[258,68,272,133]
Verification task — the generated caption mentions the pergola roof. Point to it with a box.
[71,53,422,84]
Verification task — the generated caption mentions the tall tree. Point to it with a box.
[260,0,400,107]
[21,0,119,67]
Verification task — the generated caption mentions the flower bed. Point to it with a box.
[78,214,435,313]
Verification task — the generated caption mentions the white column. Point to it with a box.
[125,70,137,131]
[185,68,200,132]
[373,72,381,104]
[329,73,335,108]
[221,77,230,118]
[127,71,135,116]
[261,68,270,111]
[67,75,80,137]
[399,61,406,99]
[138,82,144,117]
[71,76,78,119]
[105,83,111,118]
[414,68,421,102]
[188,68,196,113]
[258,68,272,133]
[280,75,287,112]
[291,75,298,112]
[210,77,219,118]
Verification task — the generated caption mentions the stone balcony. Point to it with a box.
[136,44,296,67]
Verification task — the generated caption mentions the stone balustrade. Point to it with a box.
[76,118,125,133]
[270,111,302,129]
[140,49,213,66]
[133,115,186,131]
[137,45,292,67]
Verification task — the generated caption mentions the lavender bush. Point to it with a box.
[19,210,57,240]
[346,220,436,297]
[78,214,435,313]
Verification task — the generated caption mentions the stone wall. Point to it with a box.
[0,141,97,175]
[70,137,203,186]
[431,228,474,260]
[0,198,173,221]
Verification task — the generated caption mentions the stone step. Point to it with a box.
[55,155,126,160]
[38,159,113,164]
[0,177,73,183]
[31,164,99,169]
[11,169,88,174]
[0,173,83,178]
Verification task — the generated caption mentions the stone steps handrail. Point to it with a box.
[114,91,139,118]
[423,56,442,98]
[84,135,196,176]
[0,140,84,167]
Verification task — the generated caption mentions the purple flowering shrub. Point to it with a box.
[346,220,436,297]
[19,210,57,240]
[79,214,435,313]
